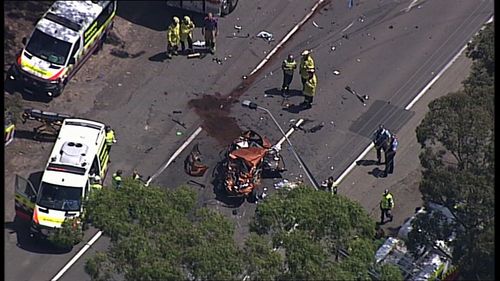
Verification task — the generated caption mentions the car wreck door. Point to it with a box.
[14,175,37,222]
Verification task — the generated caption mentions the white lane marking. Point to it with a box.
[404,44,467,110]
[50,231,103,281]
[276,119,304,147]
[341,21,354,33]
[145,126,203,186]
[333,15,493,188]
[248,0,325,76]
[402,0,419,12]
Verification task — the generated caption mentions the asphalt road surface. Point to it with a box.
[4,0,493,280]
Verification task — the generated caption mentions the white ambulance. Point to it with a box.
[15,118,111,239]
[7,1,117,97]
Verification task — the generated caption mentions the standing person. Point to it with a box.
[372,124,391,164]
[321,176,337,194]
[281,54,297,94]
[379,189,394,224]
[202,12,218,54]
[112,170,123,189]
[301,69,317,109]
[180,15,195,54]
[384,134,398,177]
[166,16,180,59]
[105,125,117,154]
[299,49,315,90]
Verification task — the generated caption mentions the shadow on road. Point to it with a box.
[4,216,72,255]
[148,52,169,62]
[116,1,208,32]
[4,77,53,103]
[369,167,386,178]
[356,159,379,166]
[265,88,303,98]
[13,129,57,143]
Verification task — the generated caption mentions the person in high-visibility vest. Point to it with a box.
[167,16,180,59]
[281,54,297,94]
[105,125,116,154]
[301,69,317,109]
[180,15,195,54]
[299,49,315,90]
[112,170,123,189]
[379,189,394,224]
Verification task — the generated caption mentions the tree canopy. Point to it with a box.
[411,22,494,280]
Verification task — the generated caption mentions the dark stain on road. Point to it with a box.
[188,94,241,145]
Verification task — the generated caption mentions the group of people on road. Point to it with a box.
[372,124,399,177]
[281,49,317,109]
[167,13,218,58]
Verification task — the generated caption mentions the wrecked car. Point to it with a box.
[223,130,283,198]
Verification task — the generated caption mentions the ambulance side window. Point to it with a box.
[97,2,114,26]
[70,38,81,60]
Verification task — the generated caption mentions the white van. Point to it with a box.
[7,1,117,97]
[15,118,111,239]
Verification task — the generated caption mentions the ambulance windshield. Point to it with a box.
[37,182,82,211]
[25,29,71,65]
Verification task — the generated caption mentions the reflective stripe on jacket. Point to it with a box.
[300,56,315,78]
[303,73,317,96]
[282,59,297,75]
[380,193,394,209]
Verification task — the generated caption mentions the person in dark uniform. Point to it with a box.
[384,134,398,177]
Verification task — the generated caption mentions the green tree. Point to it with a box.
[412,21,494,280]
[251,186,380,280]
[85,179,243,281]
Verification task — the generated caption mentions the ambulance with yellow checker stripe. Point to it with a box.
[15,118,111,239]
[7,1,116,98]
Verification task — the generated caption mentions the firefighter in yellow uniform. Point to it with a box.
[180,16,195,54]
[167,16,181,59]
[299,49,315,90]
[301,69,317,109]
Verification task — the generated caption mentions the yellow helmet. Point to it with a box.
[173,16,180,24]
[183,16,191,23]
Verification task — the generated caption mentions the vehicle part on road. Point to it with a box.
[8,1,117,98]
[345,85,368,106]
[187,52,201,58]
[187,179,206,188]
[256,31,274,42]
[173,110,183,114]
[234,25,242,30]
[312,21,323,29]
[15,118,111,242]
[184,143,209,177]
[227,33,250,38]
[21,108,72,140]
[193,40,206,47]
[176,131,183,136]
[333,70,340,75]
[222,130,283,198]
[172,118,187,129]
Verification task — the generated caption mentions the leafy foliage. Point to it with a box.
[85,180,243,281]
[411,21,494,281]
[47,217,84,249]
[252,186,378,280]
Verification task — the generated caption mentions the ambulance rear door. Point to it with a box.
[14,175,38,222]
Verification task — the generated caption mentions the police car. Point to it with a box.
[15,118,111,239]
[7,1,117,97]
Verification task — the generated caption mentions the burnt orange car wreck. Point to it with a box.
[224,130,283,198]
